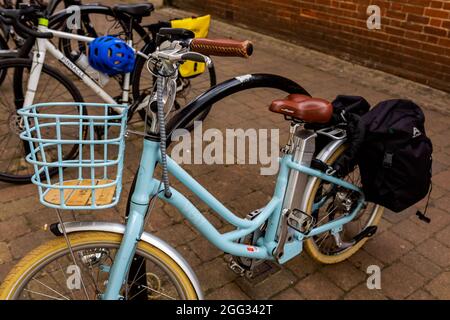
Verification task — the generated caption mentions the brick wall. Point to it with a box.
[169,0,450,92]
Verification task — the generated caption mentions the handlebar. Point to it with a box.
[190,38,253,58]
[0,7,53,39]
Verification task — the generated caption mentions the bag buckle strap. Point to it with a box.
[383,152,393,168]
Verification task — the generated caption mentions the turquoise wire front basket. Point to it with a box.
[18,102,128,210]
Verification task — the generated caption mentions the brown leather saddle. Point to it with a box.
[269,94,333,123]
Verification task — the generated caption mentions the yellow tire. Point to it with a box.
[304,145,384,264]
[0,231,198,300]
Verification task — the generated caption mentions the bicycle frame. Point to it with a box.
[102,136,365,299]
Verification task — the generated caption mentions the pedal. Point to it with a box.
[228,259,246,276]
[286,209,315,234]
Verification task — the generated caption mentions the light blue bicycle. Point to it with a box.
[0,30,383,300]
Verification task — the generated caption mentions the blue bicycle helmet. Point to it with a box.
[88,36,135,75]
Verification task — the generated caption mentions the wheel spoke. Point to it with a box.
[23,289,66,300]
[57,261,76,300]
[125,256,146,299]
[134,284,176,301]
[29,277,70,300]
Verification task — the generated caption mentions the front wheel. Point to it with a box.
[304,144,384,264]
[0,231,199,300]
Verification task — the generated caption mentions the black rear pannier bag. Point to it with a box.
[335,99,433,212]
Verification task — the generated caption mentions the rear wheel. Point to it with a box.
[304,144,384,264]
[0,58,85,183]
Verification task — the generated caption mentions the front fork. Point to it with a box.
[102,140,160,300]
[24,32,47,107]
[17,36,46,154]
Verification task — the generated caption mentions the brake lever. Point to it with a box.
[0,8,53,39]
[150,42,213,69]
[180,52,212,67]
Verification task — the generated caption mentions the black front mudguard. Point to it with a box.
[165,73,311,139]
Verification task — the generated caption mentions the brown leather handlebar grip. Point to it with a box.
[190,38,253,58]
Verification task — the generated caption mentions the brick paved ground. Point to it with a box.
[0,6,449,300]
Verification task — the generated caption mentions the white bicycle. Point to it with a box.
[0,4,216,183]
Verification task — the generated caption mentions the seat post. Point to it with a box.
[126,19,133,43]
[112,3,154,40]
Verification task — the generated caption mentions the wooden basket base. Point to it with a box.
[43,179,116,206]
